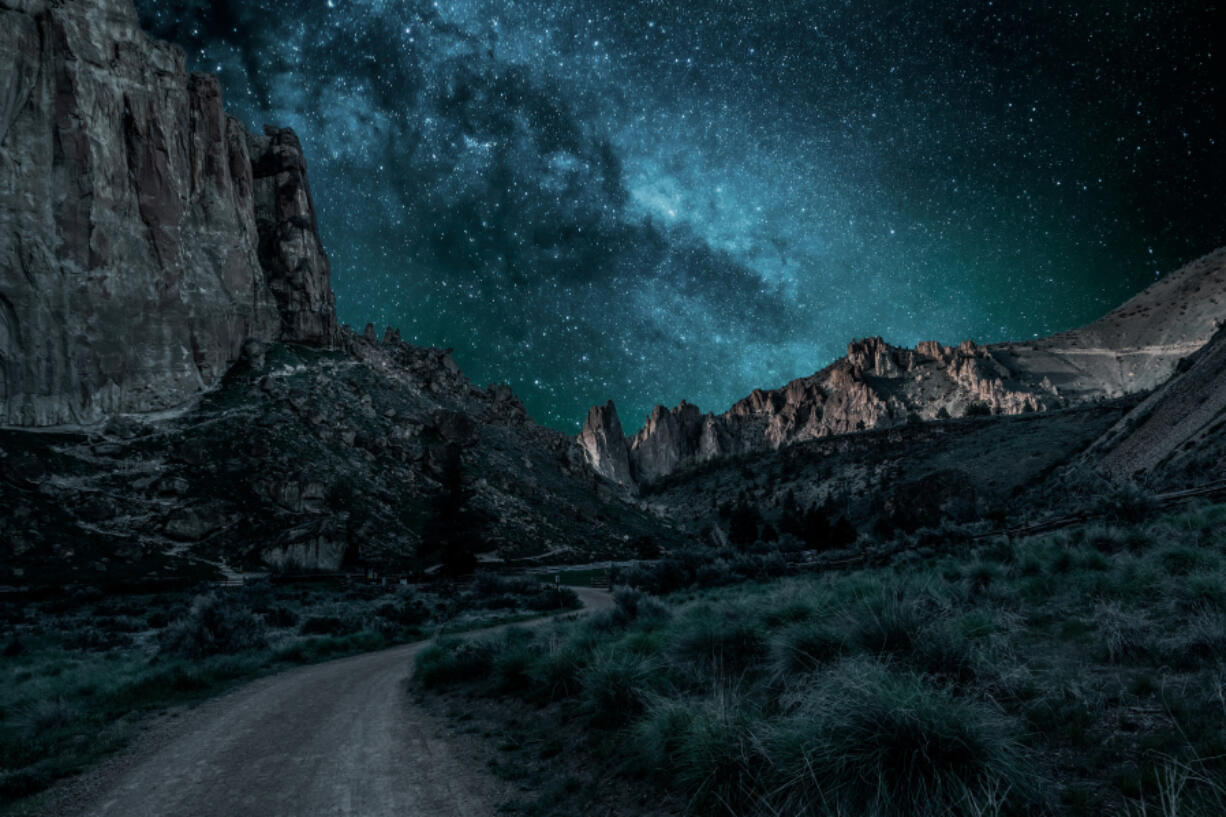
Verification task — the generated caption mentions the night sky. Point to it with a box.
[136,0,1224,432]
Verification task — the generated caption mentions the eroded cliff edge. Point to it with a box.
[0,0,336,427]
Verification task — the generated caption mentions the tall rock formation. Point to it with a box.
[0,0,336,427]
[577,400,634,488]
[251,126,338,347]
[581,248,1226,487]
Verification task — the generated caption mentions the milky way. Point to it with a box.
[137,0,1223,431]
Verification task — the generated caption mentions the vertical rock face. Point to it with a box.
[0,0,335,427]
[251,126,338,346]
[576,400,634,489]
[627,401,704,483]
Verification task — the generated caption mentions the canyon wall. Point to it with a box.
[0,0,335,427]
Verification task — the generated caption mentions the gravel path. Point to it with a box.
[49,587,613,817]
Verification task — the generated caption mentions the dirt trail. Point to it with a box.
[49,587,613,817]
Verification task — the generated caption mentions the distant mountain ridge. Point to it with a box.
[580,247,1226,489]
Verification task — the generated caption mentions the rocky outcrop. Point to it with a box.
[584,249,1226,487]
[577,401,634,489]
[628,401,705,483]
[0,0,335,427]
[596,336,1052,486]
[251,126,338,346]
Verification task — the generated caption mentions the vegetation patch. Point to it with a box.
[416,502,1226,816]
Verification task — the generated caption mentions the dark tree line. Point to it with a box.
[721,489,857,551]
[419,443,480,577]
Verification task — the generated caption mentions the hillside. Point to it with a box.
[1080,322,1226,486]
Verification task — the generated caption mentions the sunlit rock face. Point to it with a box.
[578,248,1226,487]
[577,400,635,489]
[0,0,335,427]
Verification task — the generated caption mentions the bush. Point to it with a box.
[611,587,672,627]
[531,642,587,702]
[580,650,657,728]
[671,607,768,676]
[771,620,850,676]
[1091,601,1154,664]
[414,638,495,688]
[299,614,364,636]
[1097,482,1159,524]
[13,697,79,740]
[1162,609,1226,669]
[158,593,267,658]
[66,627,131,652]
[767,660,1035,816]
[264,605,299,628]
[490,628,539,694]
[652,694,762,813]
[466,573,581,613]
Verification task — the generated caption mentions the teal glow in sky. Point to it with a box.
[140,0,1223,431]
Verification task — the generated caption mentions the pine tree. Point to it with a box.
[801,502,832,550]
[420,443,479,577]
[728,499,762,549]
[831,516,858,548]
[780,489,803,537]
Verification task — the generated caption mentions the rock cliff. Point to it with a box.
[0,0,335,427]
[580,248,1226,488]
[576,400,634,487]
[0,0,664,582]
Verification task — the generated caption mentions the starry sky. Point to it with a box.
[136,0,1223,432]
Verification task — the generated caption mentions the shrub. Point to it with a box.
[767,659,1035,816]
[532,642,586,702]
[1091,601,1154,664]
[264,605,299,628]
[771,620,850,676]
[525,585,580,612]
[611,587,672,627]
[1097,482,1159,524]
[1159,545,1217,577]
[580,649,657,728]
[158,593,267,658]
[490,629,540,695]
[299,614,363,636]
[1085,524,1128,554]
[13,697,79,740]
[656,693,762,813]
[671,608,768,677]
[414,638,495,688]
[1162,609,1226,670]
[66,627,131,652]
[466,573,580,613]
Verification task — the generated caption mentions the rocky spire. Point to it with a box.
[577,400,635,489]
[251,126,339,347]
